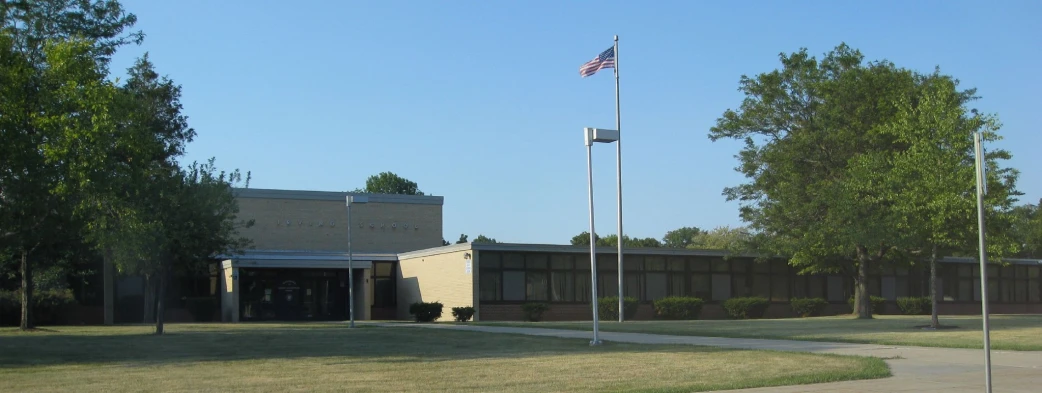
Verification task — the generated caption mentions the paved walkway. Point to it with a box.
[382,323,1042,392]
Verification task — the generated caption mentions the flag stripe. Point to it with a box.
[579,46,615,78]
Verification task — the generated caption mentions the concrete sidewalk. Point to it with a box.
[383,323,1042,392]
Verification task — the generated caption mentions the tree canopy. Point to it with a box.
[662,226,703,248]
[363,172,424,195]
[570,232,661,248]
[708,43,1020,318]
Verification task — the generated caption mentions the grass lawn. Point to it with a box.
[480,314,1042,351]
[1,323,888,392]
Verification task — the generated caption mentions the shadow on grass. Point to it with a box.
[0,323,735,368]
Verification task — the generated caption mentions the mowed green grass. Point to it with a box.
[481,314,1042,351]
[0,323,888,392]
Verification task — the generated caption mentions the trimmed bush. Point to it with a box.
[598,296,639,321]
[653,296,704,320]
[789,297,828,317]
[408,301,444,322]
[184,297,217,322]
[0,289,76,326]
[896,296,931,315]
[722,296,770,319]
[521,302,549,322]
[848,295,886,315]
[451,306,475,322]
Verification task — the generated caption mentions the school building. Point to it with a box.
[96,188,1042,324]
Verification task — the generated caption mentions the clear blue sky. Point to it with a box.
[110,0,1042,245]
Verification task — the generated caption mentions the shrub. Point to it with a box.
[408,301,444,322]
[521,302,549,322]
[451,306,475,322]
[789,297,828,317]
[653,297,704,320]
[0,289,77,326]
[184,297,217,322]
[722,296,770,319]
[847,295,887,315]
[896,296,931,315]
[598,296,639,321]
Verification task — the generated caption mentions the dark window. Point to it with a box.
[624,274,642,299]
[667,257,686,271]
[526,254,548,270]
[645,272,668,301]
[732,274,750,297]
[479,272,501,301]
[481,252,501,269]
[373,278,395,307]
[599,272,619,298]
[576,272,591,302]
[751,275,770,298]
[526,272,548,301]
[691,274,711,300]
[645,256,666,271]
[625,256,644,271]
[691,258,711,272]
[771,275,789,302]
[550,255,574,270]
[792,275,808,298]
[670,274,686,297]
[711,259,729,273]
[550,271,574,301]
[503,271,525,301]
[503,254,525,269]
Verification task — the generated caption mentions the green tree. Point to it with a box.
[1012,200,1041,258]
[689,226,752,252]
[887,73,1020,328]
[0,0,141,330]
[569,232,660,247]
[570,231,599,246]
[473,235,498,244]
[662,226,703,248]
[363,172,424,195]
[455,234,468,244]
[709,44,928,319]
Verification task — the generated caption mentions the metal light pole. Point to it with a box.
[973,132,993,393]
[346,195,368,328]
[584,127,619,346]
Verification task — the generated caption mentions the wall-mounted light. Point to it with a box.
[464,253,471,260]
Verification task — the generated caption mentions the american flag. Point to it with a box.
[579,46,615,78]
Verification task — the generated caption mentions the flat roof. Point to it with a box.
[233,188,443,205]
[398,242,1042,265]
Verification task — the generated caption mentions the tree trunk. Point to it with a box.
[142,274,155,324]
[155,268,168,335]
[19,250,34,330]
[930,244,940,328]
[854,247,872,319]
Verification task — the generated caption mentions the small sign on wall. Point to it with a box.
[465,260,472,274]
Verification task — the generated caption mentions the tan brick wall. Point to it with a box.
[235,197,442,253]
[397,249,475,320]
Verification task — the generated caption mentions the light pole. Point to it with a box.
[584,127,619,346]
[346,195,368,328]
[973,132,992,393]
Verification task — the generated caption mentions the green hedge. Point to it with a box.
[896,297,931,315]
[0,289,77,326]
[521,302,550,322]
[653,297,704,320]
[848,295,886,314]
[451,306,475,322]
[722,296,770,319]
[408,301,444,322]
[789,297,828,317]
[598,296,639,321]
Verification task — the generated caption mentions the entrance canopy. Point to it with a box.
[220,249,398,270]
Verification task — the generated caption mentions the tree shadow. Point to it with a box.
[0,323,733,368]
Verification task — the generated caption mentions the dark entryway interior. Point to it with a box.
[239,268,349,321]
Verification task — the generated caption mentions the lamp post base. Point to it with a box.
[589,340,603,346]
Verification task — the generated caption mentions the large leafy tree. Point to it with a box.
[662,226,703,248]
[363,172,424,195]
[0,0,141,330]
[710,44,932,319]
[887,73,1020,328]
[472,235,498,244]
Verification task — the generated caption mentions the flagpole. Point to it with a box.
[614,35,625,323]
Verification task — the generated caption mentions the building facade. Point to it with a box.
[90,187,1042,324]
